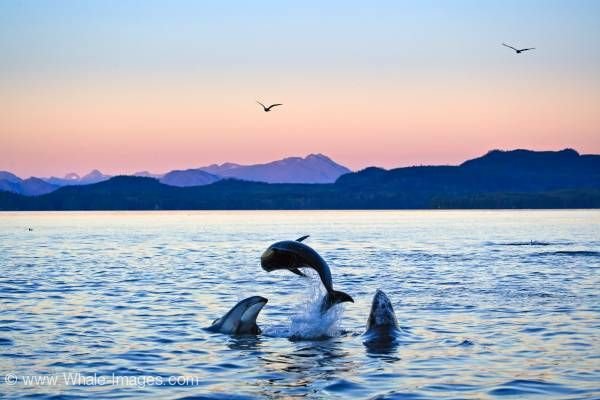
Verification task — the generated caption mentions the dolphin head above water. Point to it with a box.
[205,296,268,335]
[260,242,299,272]
[364,290,400,345]
[366,289,399,330]
[260,236,315,277]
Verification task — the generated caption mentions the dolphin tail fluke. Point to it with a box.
[322,290,354,312]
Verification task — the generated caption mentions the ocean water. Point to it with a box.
[0,210,599,399]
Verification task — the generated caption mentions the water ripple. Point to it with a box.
[0,210,598,399]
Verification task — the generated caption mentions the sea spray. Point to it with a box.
[260,269,346,339]
[287,271,345,340]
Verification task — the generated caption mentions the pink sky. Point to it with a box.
[2,74,598,178]
[1,2,599,178]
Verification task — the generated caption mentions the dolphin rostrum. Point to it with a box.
[363,289,401,346]
[260,235,353,312]
[204,296,268,335]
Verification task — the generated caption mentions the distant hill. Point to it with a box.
[1,149,599,210]
[18,178,60,196]
[43,169,111,186]
[79,169,111,184]
[337,148,600,193]
[0,171,21,183]
[0,179,20,194]
[0,173,58,196]
[133,171,163,179]
[198,153,351,184]
[199,162,243,176]
[3,153,351,193]
[160,169,221,187]
[159,153,350,187]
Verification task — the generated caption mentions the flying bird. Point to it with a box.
[502,43,535,54]
[257,101,283,112]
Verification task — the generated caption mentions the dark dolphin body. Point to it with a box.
[363,290,401,350]
[204,296,268,335]
[260,236,353,312]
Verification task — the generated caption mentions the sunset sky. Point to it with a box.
[1,0,599,178]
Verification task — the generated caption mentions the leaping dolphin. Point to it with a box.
[260,235,354,312]
[363,289,401,347]
[204,296,268,335]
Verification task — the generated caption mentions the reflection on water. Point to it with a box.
[0,210,599,399]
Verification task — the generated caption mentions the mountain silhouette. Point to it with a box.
[79,169,111,184]
[337,148,600,194]
[160,169,221,187]
[1,149,598,210]
[0,175,58,196]
[158,154,350,186]
[133,171,163,179]
[0,171,21,183]
[6,154,350,192]
[197,153,351,184]
[44,170,110,186]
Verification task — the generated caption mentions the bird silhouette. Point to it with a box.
[257,101,282,112]
[502,43,535,54]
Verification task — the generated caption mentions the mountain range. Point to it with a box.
[0,154,351,195]
[0,171,59,196]
[197,153,351,184]
[1,148,598,210]
[43,169,112,187]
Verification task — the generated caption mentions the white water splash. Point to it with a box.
[262,270,345,340]
[288,273,345,340]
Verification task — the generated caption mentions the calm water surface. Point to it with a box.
[0,211,599,399]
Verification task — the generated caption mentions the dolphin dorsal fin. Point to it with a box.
[296,235,310,242]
